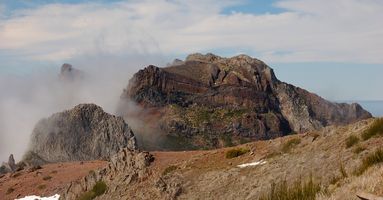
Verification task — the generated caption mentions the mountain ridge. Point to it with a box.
[121,53,372,149]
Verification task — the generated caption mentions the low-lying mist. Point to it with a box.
[0,54,166,162]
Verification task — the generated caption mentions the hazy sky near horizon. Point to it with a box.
[0,0,382,100]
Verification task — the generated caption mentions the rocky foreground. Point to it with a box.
[122,53,372,149]
[2,118,382,200]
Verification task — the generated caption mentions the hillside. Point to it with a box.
[2,118,382,200]
[121,53,372,150]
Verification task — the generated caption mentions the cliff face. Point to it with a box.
[24,104,137,164]
[122,53,371,149]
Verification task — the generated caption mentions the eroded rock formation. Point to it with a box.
[61,148,154,200]
[122,53,372,149]
[24,104,137,164]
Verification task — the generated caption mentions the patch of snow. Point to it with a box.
[237,160,267,168]
[16,194,60,200]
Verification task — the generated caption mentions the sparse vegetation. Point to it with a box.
[329,175,342,185]
[282,138,301,153]
[239,137,251,145]
[258,176,321,200]
[328,163,348,186]
[225,148,250,159]
[221,134,234,147]
[6,187,15,195]
[89,170,96,176]
[353,145,366,154]
[171,105,249,127]
[162,165,179,176]
[78,181,108,200]
[354,148,383,176]
[51,170,58,174]
[339,162,348,178]
[42,175,52,181]
[345,135,359,148]
[37,184,46,190]
[78,191,94,200]
[265,151,282,159]
[361,118,383,140]
[11,172,22,178]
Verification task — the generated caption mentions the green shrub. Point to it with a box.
[259,176,321,200]
[362,118,383,140]
[225,148,250,159]
[282,138,301,153]
[353,146,366,154]
[78,181,107,200]
[42,175,52,181]
[162,165,178,176]
[345,135,359,148]
[6,187,14,195]
[354,148,383,176]
[37,184,46,190]
[92,181,107,196]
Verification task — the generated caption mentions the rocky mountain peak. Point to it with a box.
[60,63,73,73]
[185,53,222,62]
[24,103,137,164]
[122,53,372,149]
[59,63,84,81]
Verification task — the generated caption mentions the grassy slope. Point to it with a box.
[151,118,383,200]
[2,118,382,200]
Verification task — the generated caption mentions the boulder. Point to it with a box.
[24,104,137,164]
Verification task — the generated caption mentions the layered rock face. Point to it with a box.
[25,104,137,164]
[122,53,371,149]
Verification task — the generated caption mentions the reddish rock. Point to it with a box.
[121,53,372,149]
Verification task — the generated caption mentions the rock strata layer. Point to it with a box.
[122,53,372,149]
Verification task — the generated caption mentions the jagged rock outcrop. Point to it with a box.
[24,104,137,164]
[61,148,154,200]
[122,53,372,149]
[0,154,17,174]
[59,63,84,81]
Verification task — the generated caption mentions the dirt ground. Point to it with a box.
[1,118,382,200]
[0,161,107,200]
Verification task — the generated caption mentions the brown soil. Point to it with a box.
[0,161,107,200]
[2,118,383,200]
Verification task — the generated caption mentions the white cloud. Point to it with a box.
[0,0,382,63]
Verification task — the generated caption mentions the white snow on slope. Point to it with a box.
[16,194,60,200]
[237,160,267,168]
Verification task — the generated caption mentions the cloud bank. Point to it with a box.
[0,54,164,162]
[0,0,382,63]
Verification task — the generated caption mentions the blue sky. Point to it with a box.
[0,0,382,100]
